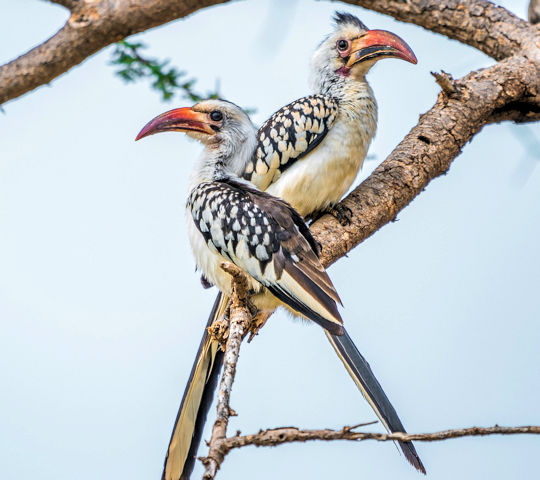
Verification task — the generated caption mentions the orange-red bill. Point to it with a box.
[135,107,214,141]
[347,29,417,67]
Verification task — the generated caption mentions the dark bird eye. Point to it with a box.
[210,111,223,121]
[337,39,349,51]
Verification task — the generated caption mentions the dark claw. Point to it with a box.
[328,203,353,226]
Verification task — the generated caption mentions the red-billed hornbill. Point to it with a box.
[137,100,343,333]
[138,13,422,480]
[246,12,416,221]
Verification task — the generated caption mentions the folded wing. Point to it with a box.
[244,95,339,191]
[188,179,343,335]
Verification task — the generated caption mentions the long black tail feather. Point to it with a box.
[162,293,226,480]
[325,328,426,474]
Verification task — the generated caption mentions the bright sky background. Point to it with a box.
[1,1,539,479]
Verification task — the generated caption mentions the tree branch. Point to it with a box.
[0,0,229,105]
[3,0,539,106]
[201,263,252,480]
[343,0,535,60]
[310,57,539,268]
[220,424,540,452]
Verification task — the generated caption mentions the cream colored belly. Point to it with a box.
[266,121,369,217]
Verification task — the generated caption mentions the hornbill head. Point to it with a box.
[136,99,257,177]
[311,12,417,87]
[136,99,255,147]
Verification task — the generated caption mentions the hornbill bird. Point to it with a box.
[137,13,422,480]
[137,99,343,334]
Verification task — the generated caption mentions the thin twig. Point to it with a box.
[200,263,251,480]
[221,424,540,452]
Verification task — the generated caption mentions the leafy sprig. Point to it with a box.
[110,40,220,103]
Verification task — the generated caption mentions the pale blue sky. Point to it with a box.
[1,1,539,479]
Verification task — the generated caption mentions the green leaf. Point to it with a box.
[110,39,256,112]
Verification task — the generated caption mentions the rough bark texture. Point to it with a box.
[2,0,539,105]
[0,0,228,105]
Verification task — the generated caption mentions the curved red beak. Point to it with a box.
[346,29,417,67]
[135,107,215,141]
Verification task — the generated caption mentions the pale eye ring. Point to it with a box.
[337,39,349,51]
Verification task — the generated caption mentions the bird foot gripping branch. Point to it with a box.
[206,317,229,349]
[217,262,271,343]
[207,263,261,349]
[207,301,268,347]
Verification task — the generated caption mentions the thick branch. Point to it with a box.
[311,56,539,268]
[0,0,228,105]
[221,424,540,452]
[201,263,251,480]
[343,0,536,60]
[3,0,539,105]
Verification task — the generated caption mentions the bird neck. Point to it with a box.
[317,76,378,168]
[314,73,372,102]
[313,75,378,133]
[189,132,257,189]
[335,78,377,118]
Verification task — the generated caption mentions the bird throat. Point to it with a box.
[335,66,351,77]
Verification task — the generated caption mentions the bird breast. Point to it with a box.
[265,105,377,217]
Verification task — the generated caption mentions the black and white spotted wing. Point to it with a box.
[243,95,339,191]
[187,179,343,334]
